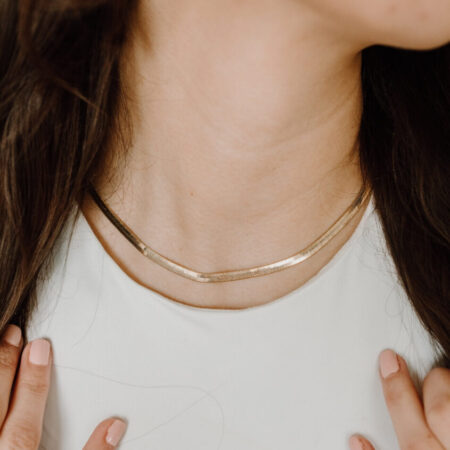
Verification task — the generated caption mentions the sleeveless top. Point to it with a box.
[27,193,441,450]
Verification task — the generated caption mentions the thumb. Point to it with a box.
[349,434,376,450]
[83,417,127,449]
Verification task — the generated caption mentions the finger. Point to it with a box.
[378,349,441,449]
[0,325,23,425]
[83,418,127,449]
[0,339,52,449]
[348,434,375,450]
[423,367,450,449]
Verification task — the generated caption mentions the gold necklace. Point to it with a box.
[87,183,371,283]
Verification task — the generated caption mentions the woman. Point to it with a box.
[0,0,449,448]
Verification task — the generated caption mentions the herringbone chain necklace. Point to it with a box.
[87,182,371,283]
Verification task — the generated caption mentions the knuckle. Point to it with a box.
[383,381,407,405]
[5,423,41,449]
[404,444,422,450]
[0,346,18,371]
[20,377,50,397]
[426,394,450,430]
[403,435,439,450]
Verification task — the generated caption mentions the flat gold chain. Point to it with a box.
[87,183,371,283]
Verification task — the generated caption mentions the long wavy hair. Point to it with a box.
[1,0,449,367]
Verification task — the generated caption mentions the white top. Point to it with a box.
[28,193,440,450]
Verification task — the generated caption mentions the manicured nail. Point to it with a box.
[349,435,364,450]
[106,419,127,446]
[379,349,399,378]
[2,324,22,347]
[29,339,50,366]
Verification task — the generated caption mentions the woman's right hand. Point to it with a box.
[0,324,127,449]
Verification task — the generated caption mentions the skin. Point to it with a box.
[82,0,450,311]
[23,0,450,447]
[83,0,371,310]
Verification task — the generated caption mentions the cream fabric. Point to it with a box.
[28,194,440,450]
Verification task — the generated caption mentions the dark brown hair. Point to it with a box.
[1,1,449,367]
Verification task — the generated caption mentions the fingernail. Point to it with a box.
[379,349,399,378]
[349,435,364,450]
[2,324,22,347]
[106,419,127,446]
[29,339,50,366]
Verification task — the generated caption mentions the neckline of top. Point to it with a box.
[75,192,376,316]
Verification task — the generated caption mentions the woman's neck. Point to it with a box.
[83,0,370,309]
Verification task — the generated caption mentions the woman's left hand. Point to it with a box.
[349,349,450,450]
